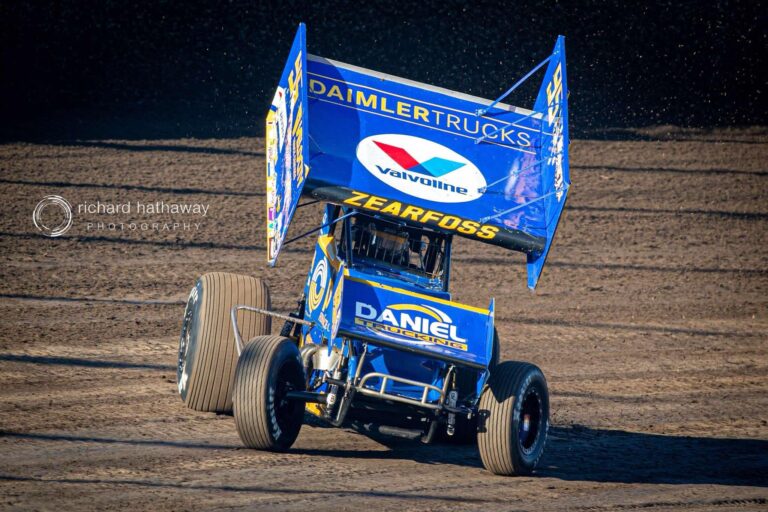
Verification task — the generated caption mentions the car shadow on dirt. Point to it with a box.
[540,425,768,487]
[299,422,768,487]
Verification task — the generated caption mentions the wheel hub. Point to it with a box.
[518,389,542,453]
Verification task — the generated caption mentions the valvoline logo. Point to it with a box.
[356,134,486,203]
[372,141,465,178]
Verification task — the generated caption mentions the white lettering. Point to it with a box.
[355,302,377,320]
[376,309,397,324]
[430,322,450,338]
[400,313,421,332]
[354,302,467,344]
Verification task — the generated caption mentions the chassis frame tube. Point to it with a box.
[231,304,314,355]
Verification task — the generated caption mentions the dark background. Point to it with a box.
[1,0,765,140]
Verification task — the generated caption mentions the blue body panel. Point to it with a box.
[338,276,492,369]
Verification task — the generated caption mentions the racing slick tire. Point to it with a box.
[177,273,271,413]
[233,335,305,451]
[477,361,549,476]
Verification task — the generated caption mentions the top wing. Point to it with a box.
[266,26,570,289]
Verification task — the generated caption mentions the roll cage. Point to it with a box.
[335,210,452,292]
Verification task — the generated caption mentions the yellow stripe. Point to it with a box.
[388,303,443,322]
[346,276,489,314]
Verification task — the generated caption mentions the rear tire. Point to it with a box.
[477,361,549,476]
[233,335,305,451]
[177,272,271,413]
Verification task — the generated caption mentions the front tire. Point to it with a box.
[478,361,549,476]
[177,272,271,413]
[233,336,305,451]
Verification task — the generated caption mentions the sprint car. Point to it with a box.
[177,24,569,476]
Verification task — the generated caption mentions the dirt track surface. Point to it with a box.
[1,127,767,511]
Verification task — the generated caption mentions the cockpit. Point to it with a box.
[340,213,450,291]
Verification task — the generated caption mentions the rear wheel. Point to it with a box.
[233,335,305,451]
[177,272,271,413]
[477,361,549,476]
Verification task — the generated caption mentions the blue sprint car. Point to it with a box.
[177,24,570,476]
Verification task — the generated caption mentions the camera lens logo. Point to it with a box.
[32,195,73,237]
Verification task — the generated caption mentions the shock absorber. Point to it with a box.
[325,367,342,412]
[446,390,458,436]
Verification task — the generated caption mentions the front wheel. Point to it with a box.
[233,336,305,451]
[477,361,549,476]
[177,273,271,413]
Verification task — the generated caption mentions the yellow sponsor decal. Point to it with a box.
[545,62,566,201]
[308,258,329,312]
[388,303,442,322]
[342,190,499,241]
[288,51,309,188]
[546,63,563,126]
